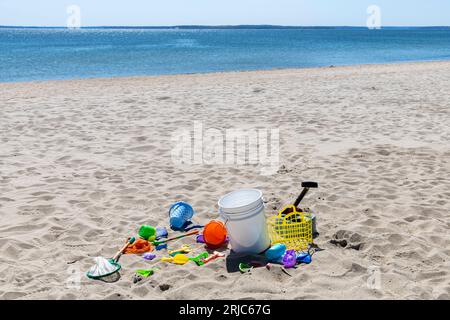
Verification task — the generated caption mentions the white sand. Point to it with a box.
[0,61,449,300]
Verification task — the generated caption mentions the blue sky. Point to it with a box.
[1,0,450,27]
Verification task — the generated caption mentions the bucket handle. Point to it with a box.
[277,205,305,223]
[218,209,229,226]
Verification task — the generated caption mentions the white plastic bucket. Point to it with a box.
[218,189,271,254]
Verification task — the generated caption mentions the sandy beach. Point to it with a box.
[0,61,449,300]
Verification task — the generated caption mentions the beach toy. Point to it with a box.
[282,250,297,268]
[196,234,206,243]
[280,182,319,216]
[203,220,228,249]
[270,182,317,250]
[169,202,194,229]
[267,200,314,251]
[296,252,312,264]
[168,244,191,256]
[86,237,135,280]
[265,243,286,261]
[155,243,167,251]
[124,238,152,254]
[218,189,270,254]
[142,252,156,261]
[156,226,168,239]
[161,254,190,265]
[189,252,209,266]
[87,257,121,280]
[152,229,199,246]
[239,263,253,273]
[136,269,155,277]
[202,251,225,264]
[138,225,156,241]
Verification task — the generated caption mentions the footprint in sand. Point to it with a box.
[330,230,365,250]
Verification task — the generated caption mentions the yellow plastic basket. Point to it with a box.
[267,205,313,251]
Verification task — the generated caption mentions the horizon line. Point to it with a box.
[1,24,450,29]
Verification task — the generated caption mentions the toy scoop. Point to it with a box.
[161,254,190,265]
[189,252,209,266]
[138,225,156,241]
[136,269,156,277]
[202,251,225,264]
[142,252,156,261]
[168,244,191,256]
[239,263,253,273]
[124,238,152,254]
[156,226,168,239]
[296,251,312,264]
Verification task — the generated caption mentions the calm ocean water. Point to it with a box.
[1,27,450,82]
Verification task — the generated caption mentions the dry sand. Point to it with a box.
[0,61,449,300]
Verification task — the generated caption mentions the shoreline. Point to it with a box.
[2,59,450,86]
[3,25,450,29]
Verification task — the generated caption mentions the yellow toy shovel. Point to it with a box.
[161,254,190,265]
[168,244,191,256]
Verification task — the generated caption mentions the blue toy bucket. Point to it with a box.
[169,202,194,229]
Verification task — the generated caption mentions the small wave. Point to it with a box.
[169,38,205,48]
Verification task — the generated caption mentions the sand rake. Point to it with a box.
[86,237,135,281]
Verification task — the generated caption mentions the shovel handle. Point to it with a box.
[153,229,199,246]
[293,182,318,208]
[113,237,135,262]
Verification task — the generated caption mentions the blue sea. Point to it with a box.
[1,27,450,82]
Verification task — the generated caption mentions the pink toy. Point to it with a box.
[202,251,225,264]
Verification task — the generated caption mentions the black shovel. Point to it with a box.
[281,181,319,216]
